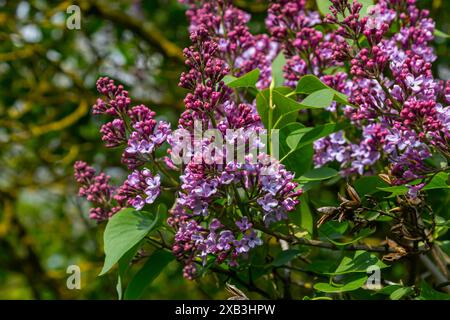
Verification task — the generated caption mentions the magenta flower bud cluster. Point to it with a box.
[74,161,121,221]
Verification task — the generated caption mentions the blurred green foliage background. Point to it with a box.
[0,0,448,299]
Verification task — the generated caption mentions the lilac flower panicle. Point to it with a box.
[74,161,120,221]
[75,77,170,219]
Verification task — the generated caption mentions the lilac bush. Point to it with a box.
[75,0,450,300]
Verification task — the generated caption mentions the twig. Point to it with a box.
[146,236,273,299]
[419,254,450,293]
[255,223,427,254]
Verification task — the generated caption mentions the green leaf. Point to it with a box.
[296,75,349,104]
[304,260,338,274]
[272,249,304,267]
[299,194,313,236]
[418,281,450,300]
[319,221,349,241]
[377,185,409,198]
[300,88,335,109]
[354,176,389,196]
[271,51,286,87]
[314,274,368,293]
[298,167,339,181]
[333,251,389,275]
[224,68,260,89]
[279,122,314,176]
[426,172,450,189]
[124,250,174,300]
[257,86,348,132]
[271,89,306,128]
[256,89,270,128]
[100,208,160,276]
[390,287,414,300]
[424,153,448,169]
[378,172,450,197]
[374,284,404,296]
[434,29,450,39]
[283,144,314,176]
[116,243,141,300]
[297,180,321,192]
[285,123,307,149]
[296,74,329,94]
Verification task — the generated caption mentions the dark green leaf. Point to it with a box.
[390,287,414,300]
[299,194,313,236]
[374,284,404,296]
[272,249,304,267]
[100,208,160,275]
[124,250,174,300]
[116,243,141,300]
[299,167,339,181]
[271,52,286,87]
[304,260,337,274]
[283,144,314,176]
[314,273,368,293]
[319,221,349,241]
[321,226,375,247]
[333,251,389,275]
[224,68,260,89]
[300,89,335,109]
[424,153,448,169]
[354,176,389,196]
[418,281,450,300]
[434,29,450,39]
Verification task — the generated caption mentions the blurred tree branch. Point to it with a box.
[80,0,185,64]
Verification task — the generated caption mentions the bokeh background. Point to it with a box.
[0,0,448,299]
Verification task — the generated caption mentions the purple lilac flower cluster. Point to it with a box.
[93,77,172,170]
[75,0,302,279]
[266,0,340,82]
[169,0,302,278]
[115,169,161,210]
[323,0,449,188]
[173,217,262,280]
[266,0,385,176]
[181,0,277,88]
[267,0,449,195]
[74,78,170,219]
